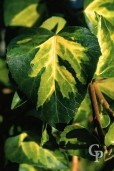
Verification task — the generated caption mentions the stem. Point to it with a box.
[89,83,105,141]
[93,82,114,117]
[71,156,79,171]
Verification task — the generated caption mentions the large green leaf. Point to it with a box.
[7,27,100,125]
[4,0,46,27]
[5,132,69,170]
[59,124,99,160]
[84,0,114,34]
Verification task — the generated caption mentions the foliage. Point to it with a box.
[0,0,114,170]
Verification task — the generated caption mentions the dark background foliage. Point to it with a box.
[0,0,114,170]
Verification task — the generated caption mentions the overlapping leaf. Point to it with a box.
[40,16,67,34]
[84,0,114,34]
[5,132,69,170]
[59,124,99,160]
[95,17,114,79]
[4,0,46,27]
[66,16,114,157]
[73,91,93,128]
[7,27,100,124]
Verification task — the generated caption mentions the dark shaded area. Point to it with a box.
[0,0,114,171]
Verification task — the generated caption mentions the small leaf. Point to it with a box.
[41,125,49,146]
[100,113,110,128]
[73,90,93,128]
[5,132,69,170]
[60,124,99,160]
[4,0,46,27]
[104,147,114,161]
[7,27,101,125]
[105,123,114,146]
[11,92,27,109]
[40,16,67,34]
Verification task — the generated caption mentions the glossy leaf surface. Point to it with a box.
[7,27,100,125]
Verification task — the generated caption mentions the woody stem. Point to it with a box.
[71,156,79,171]
[89,83,105,142]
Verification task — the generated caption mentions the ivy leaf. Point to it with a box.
[105,123,114,146]
[40,16,67,34]
[95,17,114,79]
[59,124,99,160]
[41,125,49,146]
[7,27,100,125]
[4,0,46,27]
[100,113,110,129]
[73,90,93,128]
[5,132,69,170]
[11,92,27,109]
[95,78,114,100]
[84,0,114,34]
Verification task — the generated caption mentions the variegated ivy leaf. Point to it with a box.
[40,16,67,34]
[4,0,46,27]
[7,27,100,125]
[95,78,114,100]
[59,124,99,160]
[95,17,114,79]
[84,0,114,34]
[5,132,69,170]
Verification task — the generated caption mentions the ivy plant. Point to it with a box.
[1,0,114,171]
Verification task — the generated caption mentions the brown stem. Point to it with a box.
[89,83,105,141]
[93,82,114,117]
[89,83,100,124]
[71,156,79,171]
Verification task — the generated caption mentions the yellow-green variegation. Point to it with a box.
[93,17,114,104]
[5,132,69,170]
[4,0,46,27]
[7,27,100,125]
[95,17,114,79]
[84,0,114,34]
